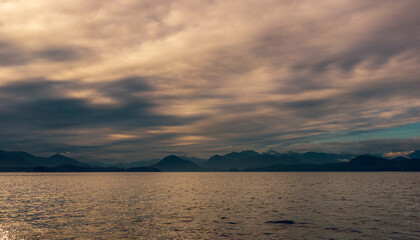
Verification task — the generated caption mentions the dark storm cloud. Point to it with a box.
[0,78,53,95]
[0,78,191,130]
[0,77,202,160]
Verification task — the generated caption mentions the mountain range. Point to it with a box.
[0,150,86,169]
[93,156,206,169]
[205,150,300,170]
[0,149,419,172]
[244,155,420,172]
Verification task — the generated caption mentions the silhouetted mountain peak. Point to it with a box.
[50,154,69,159]
[0,150,36,168]
[161,155,184,162]
[0,150,86,168]
[209,154,223,160]
[151,155,202,171]
[205,154,228,169]
[392,156,409,161]
[48,153,85,165]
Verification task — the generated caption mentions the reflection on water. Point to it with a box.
[0,172,419,239]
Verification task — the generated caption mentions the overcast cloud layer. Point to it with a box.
[1,0,419,162]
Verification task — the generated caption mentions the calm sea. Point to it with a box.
[0,172,419,239]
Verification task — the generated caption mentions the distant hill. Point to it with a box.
[91,156,206,169]
[391,156,410,161]
[244,155,420,172]
[41,154,86,167]
[150,155,203,172]
[345,155,419,171]
[204,150,355,171]
[205,150,300,170]
[0,150,86,170]
[0,150,35,168]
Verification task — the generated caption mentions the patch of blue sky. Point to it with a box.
[312,121,420,143]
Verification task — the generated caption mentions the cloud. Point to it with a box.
[0,40,30,66]
[282,138,420,155]
[35,46,87,62]
[0,78,200,161]
[384,151,414,158]
[0,78,191,129]
[0,0,419,161]
[0,39,89,68]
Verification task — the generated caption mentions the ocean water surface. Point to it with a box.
[0,172,419,239]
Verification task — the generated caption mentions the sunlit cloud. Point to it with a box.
[107,134,137,140]
[384,151,414,158]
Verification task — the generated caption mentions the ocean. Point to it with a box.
[1,172,419,239]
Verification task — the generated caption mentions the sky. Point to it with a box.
[0,0,419,162]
